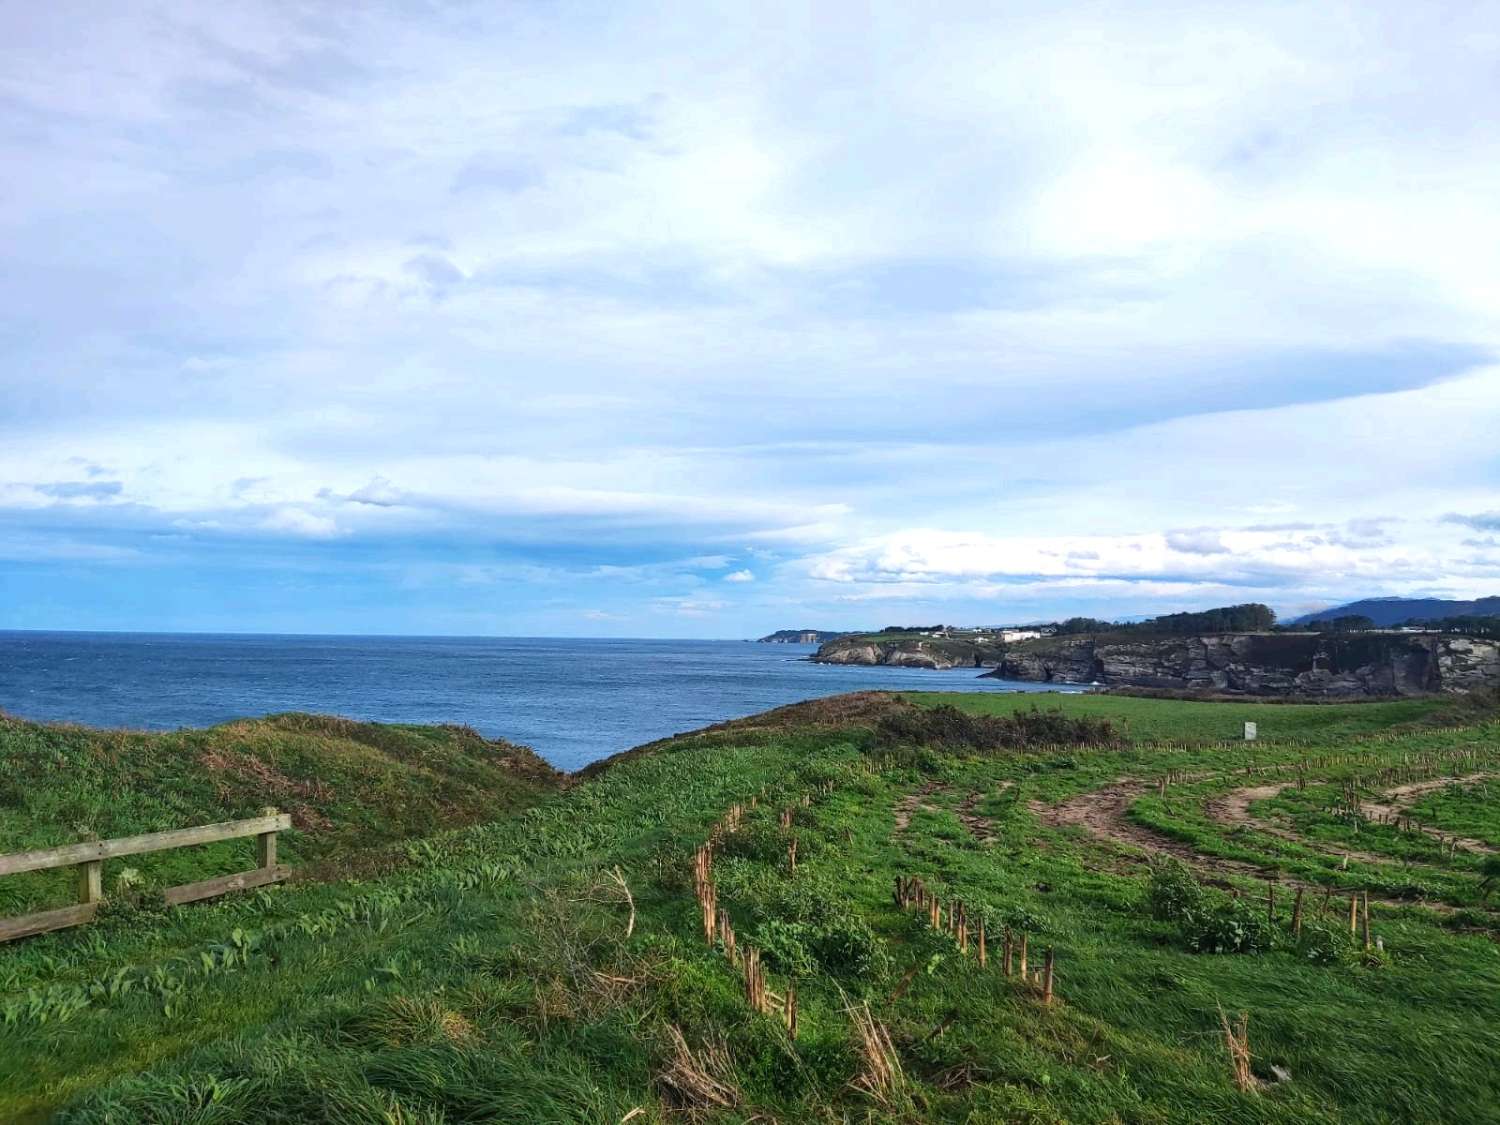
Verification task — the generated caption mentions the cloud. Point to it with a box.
[1165,530,1229,555]
[259,508,341,538]
[723,569,755,583]
[344,477,407,507]
[34,480,124,500]
[1443,511,1500,532]
[3,3,1500,632]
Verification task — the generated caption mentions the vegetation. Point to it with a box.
[875,703,1122,752]
[0,712,561,915]
[3,692,1500,1122]
[1051,602,1278,637]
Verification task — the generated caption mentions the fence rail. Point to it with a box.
[0,809,291,943]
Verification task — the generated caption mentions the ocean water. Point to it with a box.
[0,632,1066,771]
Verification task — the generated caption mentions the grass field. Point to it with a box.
[913,690,1450,744]
[2,692,1499,1122]
[0,712,561,917]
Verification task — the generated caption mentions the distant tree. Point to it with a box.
[1044,603,1277,638]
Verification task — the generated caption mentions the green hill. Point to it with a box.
[4,694,1500,1122]
[0,712,562,917]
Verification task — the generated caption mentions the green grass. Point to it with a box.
[1405,778,1500,849]
[0,712,561,916]
[911,690,1448,744]
[3,694,1499,1122]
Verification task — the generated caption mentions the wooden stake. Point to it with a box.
[1291,887,1304,937]
[1361,891,1371,952]
[1002,929,1013,976]
[1266,881,1275,924]
[1042,948,1055,1005]
[1348,895,1358,935]
[785,984,798,1039]
[978,918,987,968]
[1018,933,1028,978]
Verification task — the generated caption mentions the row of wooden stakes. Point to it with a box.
[1238,880,1381,952]
[690,782,836,1039]
[894,875,1056,1005]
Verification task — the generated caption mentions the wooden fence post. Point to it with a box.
[77,859,103,906]
[1042,948,1055,1005]
[1291,887,1303,937]
[257,807,279,869]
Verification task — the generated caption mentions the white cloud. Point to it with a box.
[3,2,1498,629]
[259,508,341,539]
[723,569,755,583]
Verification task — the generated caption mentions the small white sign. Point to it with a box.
[1244,721,1258,741]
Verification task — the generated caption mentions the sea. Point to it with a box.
[0,632,1068,771]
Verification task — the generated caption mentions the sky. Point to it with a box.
[3,1,1499,637]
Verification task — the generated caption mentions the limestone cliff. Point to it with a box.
[812,635,1005,670]
[986,632,1500,697]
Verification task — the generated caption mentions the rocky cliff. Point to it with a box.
[986,632,1500,697]
[812,635,1006,670]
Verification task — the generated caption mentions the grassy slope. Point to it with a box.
[3,695,1499,1122]
[0,712,562,916]
[913,690,1447,743]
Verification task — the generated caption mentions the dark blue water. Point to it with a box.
[0,632,1064,771]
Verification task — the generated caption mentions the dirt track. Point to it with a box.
[1029,776,1493,913]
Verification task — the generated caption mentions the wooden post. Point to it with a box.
[978,918,987,968]
[1018,933,1028,978]
[1266,881,1275,924]
[785,984,798,1039]
[257,807,278,870]
[1361,891,1371,952]
[1348,895,1358,935]
[77,860,103,905]
[1042,948,1055,1005]
[1291,887,1304,937]
[1002,929,1013,976]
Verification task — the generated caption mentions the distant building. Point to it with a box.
[1000,629,1043,642]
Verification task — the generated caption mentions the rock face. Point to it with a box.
[813,638,1005,670]
[987,633,1500,697]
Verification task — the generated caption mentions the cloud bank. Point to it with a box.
[2,1,1497,633]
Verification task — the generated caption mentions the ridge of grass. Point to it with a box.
[0,712,563,917]
[2,693,1499,1122]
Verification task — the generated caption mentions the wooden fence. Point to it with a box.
[0,808,291,943]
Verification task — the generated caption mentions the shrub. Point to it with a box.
[1296,920,1355,966]
[1145,859,1205,922]
[875,705,1121,754]
[1183,899,1273,955]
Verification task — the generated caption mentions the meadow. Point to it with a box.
[2,691,1498,1122]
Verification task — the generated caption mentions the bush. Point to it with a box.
[1145,859,1204,922]
[875,705,1121,754]
[1296,920,1355,966]
[1183,899,1273,955]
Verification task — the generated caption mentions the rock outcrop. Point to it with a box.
[986,632,1500,697]
[813,637,1005,670]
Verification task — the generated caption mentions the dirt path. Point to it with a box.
[1204,773,1500,858]
[1204,783,1394,867]
[894,781,1009,844]
[1030,780,1269,879]
[1359,772,1498,854]
[1029,778,1487,914]
[893,782,942,833]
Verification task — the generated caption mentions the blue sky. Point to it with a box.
[3,1,1499,637]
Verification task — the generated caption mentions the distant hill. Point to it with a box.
[1295,596,1500,626]
[757,629,852,644]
